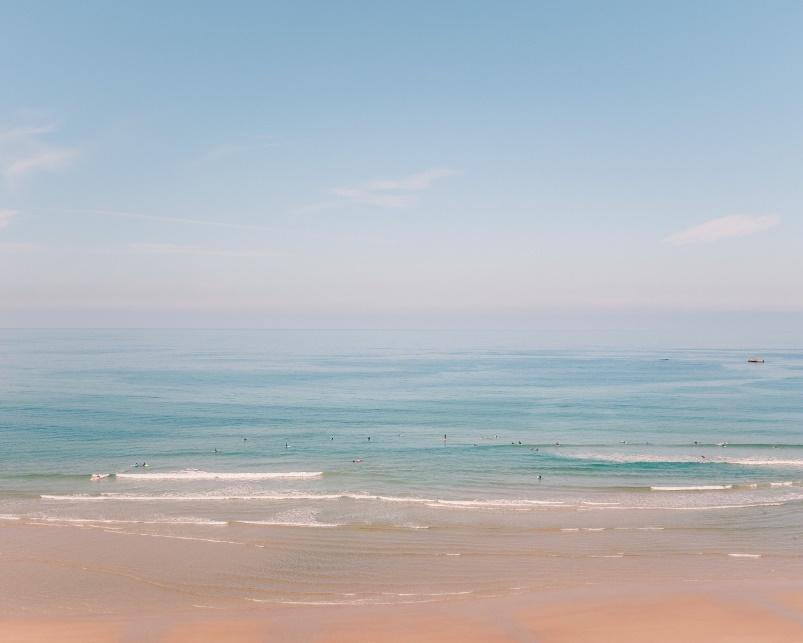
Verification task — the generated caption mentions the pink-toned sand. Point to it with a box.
[2,522,802,641]
[3,587,803,642]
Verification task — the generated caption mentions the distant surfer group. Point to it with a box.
[101,433,552,481]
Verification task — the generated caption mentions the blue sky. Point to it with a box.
[1,1,802,334]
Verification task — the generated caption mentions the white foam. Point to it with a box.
[424,591,472,596]
[590,500,789,511]
[19,516,228,526]
[428,499,565,509]
[650,485,733,491]
[115,470,323,481]
[42,493,342,502]
[41,495,109,501]
[562,453,803,467]
[725,459,803,467]
[69,517,225,526]
[247,596,442,606]
[370,495,432,504]
[41,492,566,508]
[40,490,800,515]
[106,530,245,546]
[728,553,762,558]
[233,520,340,528]
[375,591,470,598]
[562,453,708,464]
[613,526,665,530]
[663,502,785,510]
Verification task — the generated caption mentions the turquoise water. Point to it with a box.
[2,329,803,509]
[2,330,803,603]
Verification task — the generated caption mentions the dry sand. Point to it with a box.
[3,583,803,642]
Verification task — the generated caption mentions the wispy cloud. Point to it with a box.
[334,168,456,209]
[664,214,780,246]
[332,188,417,209]
[129,243,276,258]
[0,119,77,189]
[4,149,75,186]
[0,124,55,141]
[0,209,18,229]
[48,208,274,232]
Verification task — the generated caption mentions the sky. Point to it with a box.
[1,1,802,339]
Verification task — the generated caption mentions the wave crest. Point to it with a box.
[114,470,323,481]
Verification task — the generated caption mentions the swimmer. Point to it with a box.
[538,474,542,480]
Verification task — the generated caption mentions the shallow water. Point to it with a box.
[2,330,802,604]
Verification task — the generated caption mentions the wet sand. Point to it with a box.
[2,522,802,641]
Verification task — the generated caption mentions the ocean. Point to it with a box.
[2,329,802,606]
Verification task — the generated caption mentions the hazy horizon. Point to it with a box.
[2,311,803,350]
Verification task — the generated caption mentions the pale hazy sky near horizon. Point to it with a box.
[1,1,802,334]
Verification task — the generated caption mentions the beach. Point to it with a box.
[4,591,803,643]
[2,330,803,640]
[2,517,803,641]
[5,0,803,638]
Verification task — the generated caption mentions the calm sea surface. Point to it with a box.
[2,330,802,604]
